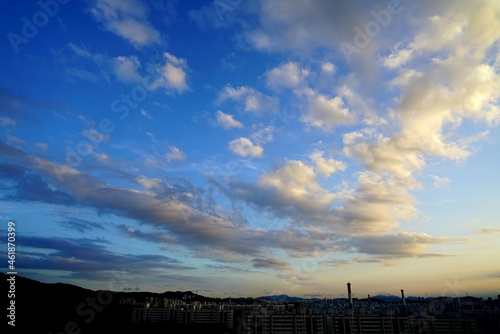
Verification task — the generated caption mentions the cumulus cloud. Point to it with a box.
[4,0,500,280]
[68,46,191,94]
[90,0,161,47]
[245,0,364,53]
[382,7,497,69]
[228,160,337,221]
[228,137,263,158]
[302,94,356,131]
[0,142,256,257]
[214,110,244,129]
[265,61,309,90]
[217,85,279,116]
[0,140,457,266]
[149,53,189,93]
[309,150,346,177]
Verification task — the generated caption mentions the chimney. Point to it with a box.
[401,289,407,315]
[347,283,353,312]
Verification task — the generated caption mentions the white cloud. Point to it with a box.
[68,43,107,64]
[350,232,452,256]
[82,128,110,144]
[166,146,186,163]
[244,0,361,52]
[388,69,423,88]
[0,116,16,127]
[301,94,355,131]
[69,46,190,93]
[65,68,101,83]
[321,62,335,73]
[429,174,451,188]
[309,150,346,177]
[214,110,244,129]
[474,228,500,235]
[163,53,186,67]
[149,53,189,93]
[140,109,153,119]
[217,85,279,116]
[229,160,338,221]
[90,0,161,47]
[265,61,308,90]
[333,171,420,235]
[251,125,274,144]
[137,175,161,190]
[383,15,463,69]
[228,137,263,158]
[94,153,111,163]
[112,55,142,83]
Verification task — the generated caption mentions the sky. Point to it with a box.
[0,0,499,299]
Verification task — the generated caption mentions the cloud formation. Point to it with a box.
[2,0,500,296]
[217,85,279,116]
[214,110,244,129]
[228,137,264,158]
[90,0,161,47]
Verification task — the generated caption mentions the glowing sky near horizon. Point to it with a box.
[0,0,499,299]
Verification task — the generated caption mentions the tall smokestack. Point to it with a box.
[347,283,353,312]
[401,289,407,315]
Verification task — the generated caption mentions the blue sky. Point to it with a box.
[1,0,499,299]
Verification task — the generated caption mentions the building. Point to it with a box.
[131,305,233,329]
[243,313,327,334]
[330,316,478,334]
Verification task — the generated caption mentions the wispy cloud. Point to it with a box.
[214,110,244,129]
[166,146,187,164]
[90,0,161,47]
[474,228,500,235]
[252,258,289,270]
[59,218,106,233]
[429,174,452,188]
[68,46,191,94]
[217,85,279,116]
[17,235,193,281]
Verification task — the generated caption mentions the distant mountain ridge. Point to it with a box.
[2,273,481,302]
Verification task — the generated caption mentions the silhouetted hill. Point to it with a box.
[369,294,402,303]
[258,294,306,302]
[1,273,225,333]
